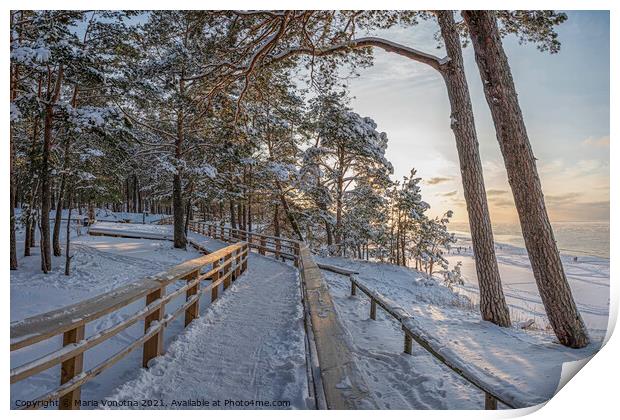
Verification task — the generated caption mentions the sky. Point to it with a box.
[345,11,610,224]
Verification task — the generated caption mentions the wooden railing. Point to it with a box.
[10,242,249,410]
[179,220,374,409]
[318,265,520,410]
[186,221,301,266]
[182,220,523,409]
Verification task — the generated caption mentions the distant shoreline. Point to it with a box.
[448,221,610,259]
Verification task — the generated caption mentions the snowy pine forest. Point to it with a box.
[10,11,456,280]
[9,10,610,411]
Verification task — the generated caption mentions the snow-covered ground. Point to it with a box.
[11,216,606,410]
[444,234,610,340]
[11,222,308,409]
[94,209,169,224]
[317,256,601,409]
[11,221,203,408]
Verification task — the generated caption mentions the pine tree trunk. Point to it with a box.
[10,203,17,269]
[40,101,54,273]
[229,200,237,229]
[436,11,511,327]
[172,73,187,249]
[133,174,139,213]
[462,10,589,347]
[172,173,187,248]
[273,204,280,237]
[64,185,74,276]
[52,173,66,257]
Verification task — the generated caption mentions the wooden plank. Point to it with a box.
[211,260,220,302]
[485,393,497,410]
[317,263,359,276]
[298,245,377,409]
[11,243,245,350]
[59,325,84,410]
[142,287,165,368]
[26,323,165,409]
[223,254,232,289]
[184,270,200,327]
[403,332,413,355]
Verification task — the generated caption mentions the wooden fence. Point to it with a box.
[192,221,520,409]
[185,220,301,265]
[319,265,519,409]
[10,242,249,410]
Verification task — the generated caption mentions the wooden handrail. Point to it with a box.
[297,245,377,409]
[318,267,520,410]
[184,221,301,265]
[11,241,249,410]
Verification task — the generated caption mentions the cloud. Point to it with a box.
[441,190,458,197]
[486,189,508,196]
[489,198,515,208]
[545,192,583,204]
[426,176,453,185]
[582,135,610,148]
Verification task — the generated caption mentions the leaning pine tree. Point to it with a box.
[462,10,589,348]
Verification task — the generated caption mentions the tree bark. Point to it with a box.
[52,172,66,256]
[436,11,511,327]
[172,173,187,248]
[40,64,63,273]
[229,199,237,229]
[64,185,74,276]
[273,203,280,237]
[172,74,187,249]
[462,10,589,347]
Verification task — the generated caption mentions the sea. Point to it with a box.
[448,221,610,259]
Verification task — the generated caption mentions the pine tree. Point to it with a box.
[462,10,589,347]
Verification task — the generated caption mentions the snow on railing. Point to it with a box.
[10,241,249,410]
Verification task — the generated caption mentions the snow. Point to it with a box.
[11,221,308,410]
[105,238,309,409]
[94,209,170,224]
[444,233,610,340]
[11,221,201,408]
[11,215,606,410]
[317,256,601,409]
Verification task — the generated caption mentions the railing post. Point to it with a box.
[370,299,377,320]
[404,332,413,355]
[184,269,200,327]
[275,238,281,259]
[293,242,300,267]
[485,393,497,410]
[234,248,241,279]
[211,259,220,302]
[223,253,232,289]
[143,287,165,368]
[220,226,224,241]
[259,237,266,255]
[242,244,248,272]
[59,324,85,409]
[351,280,357,296]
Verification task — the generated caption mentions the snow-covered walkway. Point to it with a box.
[103,227,310,409]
